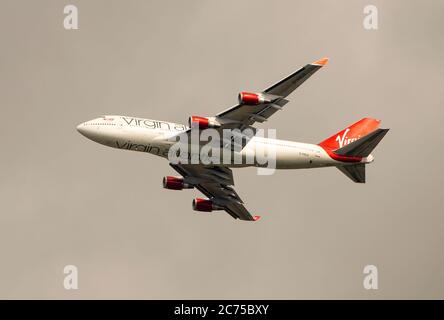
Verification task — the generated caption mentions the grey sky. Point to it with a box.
[0,0,443,298]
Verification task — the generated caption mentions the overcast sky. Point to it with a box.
[1,0,443,298]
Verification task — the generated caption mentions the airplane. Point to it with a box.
[77,57,389,222]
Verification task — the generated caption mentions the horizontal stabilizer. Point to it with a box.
[337,164,366,183]
[334,129,389,157]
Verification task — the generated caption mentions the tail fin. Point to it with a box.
[319,118,389,183]
[318,118,381,151]
[335,129,389,183]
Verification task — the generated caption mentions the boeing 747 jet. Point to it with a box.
[77,57,389,221]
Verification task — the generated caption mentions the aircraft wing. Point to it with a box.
[169,163,260,221]
[174,57,329,150]
[215,57,329,127]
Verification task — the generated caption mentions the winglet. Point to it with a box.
[253,215,261,221]
[311,57,329,66]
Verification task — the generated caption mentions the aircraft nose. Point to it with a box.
[76,121,97,139]
[76,122,87,135]
[76,119,106,143]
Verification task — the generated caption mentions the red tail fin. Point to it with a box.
[318,118,381,151]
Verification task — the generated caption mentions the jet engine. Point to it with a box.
[188,116,221,129]
[192,198,223,212]
[238,92,271,105]
[163,176,193,190]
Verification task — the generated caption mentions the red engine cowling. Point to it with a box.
[192,198,222,212]
[238,92,267,105]
[189,116,209,129]
[163,176,193,190]
[188,116,221,129]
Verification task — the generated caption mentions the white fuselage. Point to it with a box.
[77,115,365,169]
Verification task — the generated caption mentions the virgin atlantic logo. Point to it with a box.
[336,128,360,148]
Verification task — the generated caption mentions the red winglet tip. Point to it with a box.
[253,215,261,221]
[311,57,329,66]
